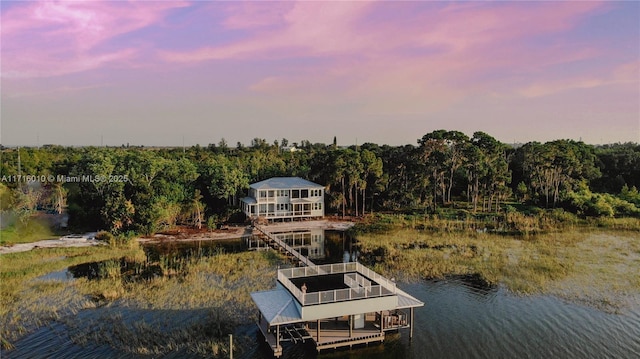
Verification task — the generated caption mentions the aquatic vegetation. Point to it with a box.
[0,242,286,355]
[0,245,143,349]
[354,227,639,310]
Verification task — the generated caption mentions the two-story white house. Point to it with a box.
[240,177,325,221]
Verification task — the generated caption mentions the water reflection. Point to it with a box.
[272,229,325,260]
[68,258,162,281]
[248,229,359,264]
[34,269,74,282]
[142,238,245,261]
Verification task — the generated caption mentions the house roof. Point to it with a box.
[251,288,302,325]
[240,197,257,205]
[250,177,324,190]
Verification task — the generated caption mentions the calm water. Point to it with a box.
[4,231,640,358]
[240,278,640,359]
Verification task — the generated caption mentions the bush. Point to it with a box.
[564,189,640,218]
[95,231,114,242]
[620,185,640,207]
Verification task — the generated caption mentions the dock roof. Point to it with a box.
[250,177,324,190]
[251,288,302,326]
[396,288,424,309]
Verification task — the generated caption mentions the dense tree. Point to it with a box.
[418,130,469,209]
[466,132,511,212]
[2,133,637,234]
[592,143,640,193]
[520,140,599,208]
[359,149,384,215]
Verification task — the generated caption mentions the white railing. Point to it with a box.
[279,262,395,292]
[278,262,396,306]
[302,285,393,305]
[278,270,304,300]
[344,273,371,291]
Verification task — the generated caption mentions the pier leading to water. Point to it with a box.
[252,224,315,267]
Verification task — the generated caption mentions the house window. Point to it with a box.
[292,190,300,198]
[259,190,267,199]
[268,190,274,198]
[277,190,288,197]
[311,189,322,197]
[301,189,309,198]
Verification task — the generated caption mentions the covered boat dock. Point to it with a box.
[251,262,424,357]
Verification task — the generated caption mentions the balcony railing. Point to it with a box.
[277,262,396,306]
[302,284,393,305]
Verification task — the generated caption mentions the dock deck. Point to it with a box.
[307,319,385,350]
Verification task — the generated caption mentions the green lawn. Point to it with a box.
[0,217,58,246]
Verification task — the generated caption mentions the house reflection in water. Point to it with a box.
[246,228,326,261]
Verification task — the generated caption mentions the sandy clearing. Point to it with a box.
[0,238,105,254]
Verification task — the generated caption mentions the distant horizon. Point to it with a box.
[1,133,637,149]
[2,1,638,146]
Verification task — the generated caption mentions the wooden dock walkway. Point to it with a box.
[253,225,315,267]
[308,324,385,350]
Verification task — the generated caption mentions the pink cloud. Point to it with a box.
[160,1,375,62]
[518,61,640,98]
[224,0,615,114]
[1,1,188,78]
[161,0,610,101]
[161,1,605,65]
[221,2,293,30]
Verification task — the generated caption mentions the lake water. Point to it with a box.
[4,231,640,358]
[239,277,640,359]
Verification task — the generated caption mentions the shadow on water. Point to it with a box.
[142,238,246,261]
[68,239,247,282]
[434,273,498,298]
[68,258,162,281]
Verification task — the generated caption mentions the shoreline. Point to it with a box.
[138,219,355,243]
[1,220,356,254]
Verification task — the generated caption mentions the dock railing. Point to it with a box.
[278,262,396,306]
[255,225,315,267]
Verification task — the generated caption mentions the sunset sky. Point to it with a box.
[1,1,638,147]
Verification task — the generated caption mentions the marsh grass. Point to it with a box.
[355,226,638,307]
[1,240,286,355]
[355,211,639,237]
[588,217,640,230]
[66,249,284,356]
[0,244,144,349]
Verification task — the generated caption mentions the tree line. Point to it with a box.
[1,131,639,234]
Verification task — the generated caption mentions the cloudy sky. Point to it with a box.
[1,1,638,147]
